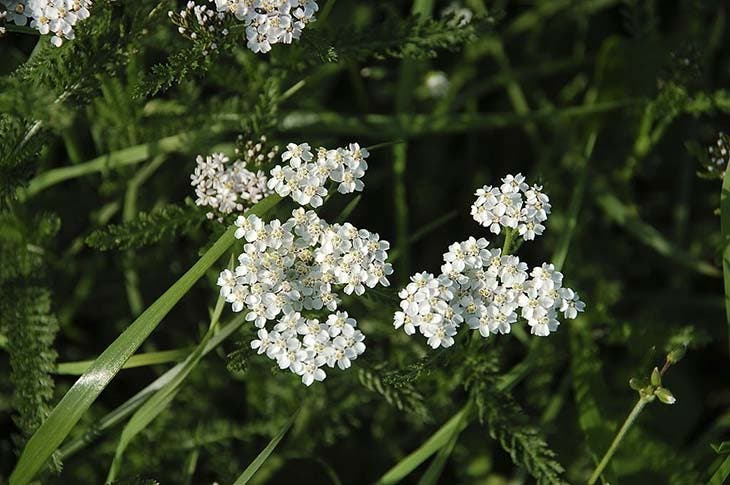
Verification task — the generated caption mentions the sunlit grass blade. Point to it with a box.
[596,192,721,277]
[55,348,190,375]
[376,404,471,485]
[232,408,301,485]
[709,455,730,485]
[10,195,280,485]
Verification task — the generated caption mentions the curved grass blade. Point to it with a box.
[417,410,466,485]
[596,192,720,277]
[233,408,301,485]
[376,404,471,485]
[10,195,280,485]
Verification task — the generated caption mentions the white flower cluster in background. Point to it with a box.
[217,208,392,385]
[707,133,729,178]
[471,173,551,241]
[211,0,318,53]
[1,0,92,46]
[192,140,278,220]
[169,1,228,54]
[268,142,369,208]
[394,175,584,349]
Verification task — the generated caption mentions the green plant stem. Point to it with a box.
[123,155,167,316]
[721,166,730,358]
[392,143,410,281]
[586,398,648,485]
[501,228,515,254]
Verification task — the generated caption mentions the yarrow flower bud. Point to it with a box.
[395,175,584,348]
[268,142,370,208]
[471,173,551,241]
[1,0,93,46]
[218,208,392,385]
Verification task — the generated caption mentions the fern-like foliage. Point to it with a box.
[0,211,60,470]
[465,351,569,485]
[85,203,204,251]
[1,287,59,446]
[357,366,427,419]
[134,48,210,99]
[302,14,496,64]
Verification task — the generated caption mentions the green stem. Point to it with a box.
[393,143,410,281]
[721,165,730,358]
[587,398,648,485]
[317,0,337,24]
[123,155,167,316]
[501,228,515,254]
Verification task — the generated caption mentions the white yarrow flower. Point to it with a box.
[218,209,390,385]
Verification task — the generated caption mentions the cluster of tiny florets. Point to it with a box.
[173,0,318,54]
[1,0,92,46]
[471,173,551,241]
[706,133,729,178]
[168,1,228,54]
[394,238,584,348]
[395,175,584,349]
[214,0,318,53]
[217,208,392,385]
[191,147,275,220]
[268,142,369,208]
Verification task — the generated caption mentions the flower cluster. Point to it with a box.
[394,175,584,349]
[268,142,370,208]
[1,0,92,46]
[169,1,228,54]
[471,173,551,241]
[706,132,729,178]
[218,208,392,384]
[213,0,318,53]
[191,140,277,220]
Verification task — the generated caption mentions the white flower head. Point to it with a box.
[219,208,389,385]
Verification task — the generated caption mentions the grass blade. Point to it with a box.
[709,455,730,485]
[596,192,720,277]
[233,408,301,485]
[376,404,471,485]
[416,410,466,485]
[10,195,280,485]
[55,348,190,375]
